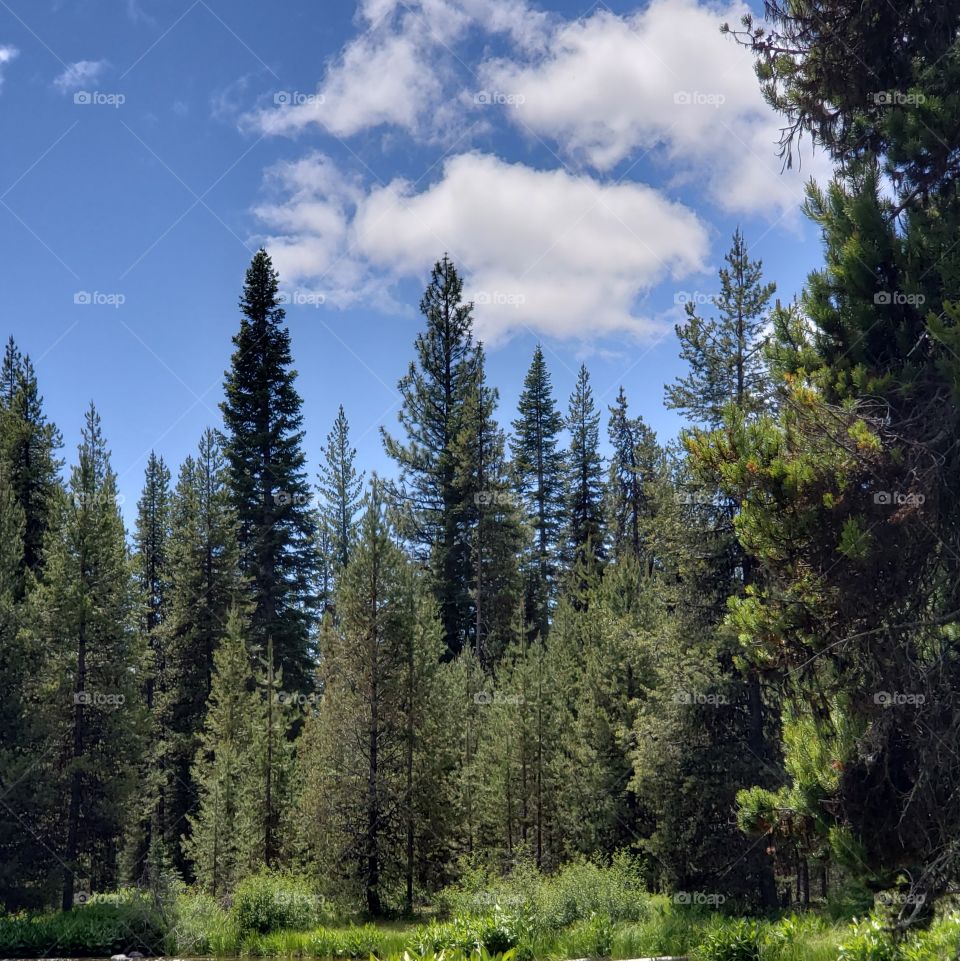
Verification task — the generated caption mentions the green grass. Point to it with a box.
[2,865,960,961]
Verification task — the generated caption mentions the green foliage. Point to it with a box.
[0,897,167,957]
[231,871,322,934]
[221,248,318,691]
[695,918,761,961]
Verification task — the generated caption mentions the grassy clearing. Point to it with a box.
[1,864,959,961]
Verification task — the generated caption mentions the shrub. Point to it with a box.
[231,871,322,934]
[695,918,761,961]
[837,918,900,961]
[0,899,167,958]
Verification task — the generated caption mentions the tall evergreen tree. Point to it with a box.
[0,341,63,576]
[382,255,482,657]
[564,365,605,573]
[452,354,524,665]
[221,249,318,691]
[163,429,244,875]
[510,346,566,640]
[0,470,55,909]
[184,608,257,895]
[31,405,144,908]
[665,228,775,426]
[605,388,663,570]
[296,481,448,914]
[317,405,364,574]
[125,452,173,883]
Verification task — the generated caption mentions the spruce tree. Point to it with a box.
[510,346,566,640]
[296,480,447,914]
[184,608,256,895]
[451,354,524,665]
[31,404,144,908]
[0,341,63,576]
[125,452,173,882]
[665,228,775,426]
[564,365,605,573]
[382,255,482,657]
[163,429,244,875]
[221,249,318,691]
[605,387,662,570]
[317,405,364,574]
[0,471,55,908]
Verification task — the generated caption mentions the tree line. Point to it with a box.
[4,0,960,929]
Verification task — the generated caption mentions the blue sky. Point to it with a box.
[0,0,832,521]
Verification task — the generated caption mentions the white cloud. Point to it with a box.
[53,59,108,93]
[246,0,550,139]
[480,0,832,217]
[0,46,19,91]
[253,31,442,138]
[256,152,710,344]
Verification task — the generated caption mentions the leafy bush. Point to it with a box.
[231,871,322,934]
[436,852,649,929]
[695,918,761,961]
[837,918,901,961]
[0,898,168,957]
[410,911,533,958]
[171,888,240,954]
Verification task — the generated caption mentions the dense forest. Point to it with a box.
[3,0,960,957]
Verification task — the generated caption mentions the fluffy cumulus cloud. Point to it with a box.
[256,152,709,343]
[246,0,550,139]
[0,45,18,91]
[479,0,832,217]
[53,59,108,93]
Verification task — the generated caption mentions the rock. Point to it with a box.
[129,953,144,959]
[110,954,128,961]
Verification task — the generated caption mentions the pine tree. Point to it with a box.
[296,480,448,914]
[665,228,775,427]
[184,608,256,895]
[510,346,566,640]
[221,249,318,690]
[605,387,663,570]
[0,341,63,576]
[0,470,55,909]
[163,429,244,875]
[31,404,144,908]
[125,452,173,883]
[564,365,605,573]
[317,405,364,574]
[382,255,482,658]
[452,354,524,665]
